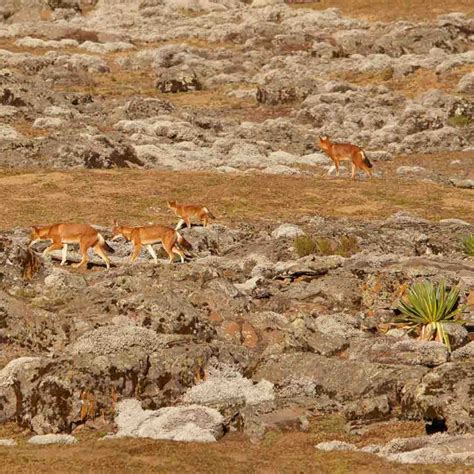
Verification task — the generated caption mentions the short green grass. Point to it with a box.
[448,114,472,128]
[462,234,474,256]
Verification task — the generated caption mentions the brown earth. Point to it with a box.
[290,0,474,21]
[336,65,474,99]
[1,1,473,472]
[1,151,472,231]
[0,418,467,474]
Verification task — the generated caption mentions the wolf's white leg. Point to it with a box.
[172,247,185,263]
[60,244,68,265]
[175,219,185,230]
[146,245,158,264]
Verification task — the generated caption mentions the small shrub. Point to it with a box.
[336,235,360,257]
[447,114,472,128]
[315,237,334,256]
[294,235,319,257]
[293,235,359,257]
[396,280,466,351]
[462,234,474,257]
[380,66,394,81]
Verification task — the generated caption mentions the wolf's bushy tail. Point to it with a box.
[361,151,373,168]
[98,233,115,254]
[176,232,193,251]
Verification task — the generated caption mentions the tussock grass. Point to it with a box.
[448,114,472,128]
[293,235,320,257]
[462,234,474,257]
[294,234,360,257]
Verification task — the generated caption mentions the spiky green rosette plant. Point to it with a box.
[463,234,474,257]
[397,281,466,351]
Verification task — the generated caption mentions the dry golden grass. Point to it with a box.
[52,72,260,117]
[0,153,472,231]
[290,0,473,21]
[52,69,157,98]
[0,34,237,59]
[0,39,86,57]
[0,417,463,474]
[161,37,240,50]
[337,65,474,98]
[50,65,293,121]
[12,119,50,139]
[39,9,53,21]
[0,2,472,471]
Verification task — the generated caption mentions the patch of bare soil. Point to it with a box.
[0,418,465,474]
[290,0,474,22]
[337,65,474,99]
[0,153,472,231]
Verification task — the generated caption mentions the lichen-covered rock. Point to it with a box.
[451,342,474,361]
[182,369,274,409]
[0,327,213,433]
[377,433,474,465]
[315,441,357,452]
[0,3,474,447]
[0,439,16,446]
[28,434,78,445]
[155,66,202,93]
[0,125,23,141]
[347,339,449,367]
[113,399,224,442]
[403,362,474,433]
[271,224,305,239]
[457,72,474,95]
[125,97,175,119]
[57,134,144,169]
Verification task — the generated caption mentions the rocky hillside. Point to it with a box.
[0,0,472,180]
[1,213,474,462]
[0,0,473,470]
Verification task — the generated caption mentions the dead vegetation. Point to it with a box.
[0,39,85,57]
[337,65,474,99]
[294,234,360,257]
[12,119,50,139]
[0,2,473,471]
[0,417,459,474]
[0,154,472,231]
[289,0,474,21]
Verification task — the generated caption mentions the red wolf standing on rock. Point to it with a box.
[111,220,193,264]
[167,200,215,229]
[318,136,373,179]
[29,223,114,269]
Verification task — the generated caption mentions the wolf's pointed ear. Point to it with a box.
[320,135,327,141]
[31,225,38,232]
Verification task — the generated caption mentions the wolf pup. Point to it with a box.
[29,223,114,269]
[318,136,373,179]
[112,220,192,264]
[167,201,215,230]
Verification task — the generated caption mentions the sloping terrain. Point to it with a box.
[0,0,473,472]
